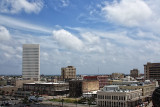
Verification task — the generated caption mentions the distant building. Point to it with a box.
[130,69,139,78]
[22,44,40,81]
[23,82,69,96]
[119,82,156,97]
[83,75,109,88]
[111,73,124,79]
[69,80,99,97]
[61,66,76,81]
[97,85,142,107]
[144,62,160,84]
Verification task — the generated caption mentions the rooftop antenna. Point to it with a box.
[98,66,99,75]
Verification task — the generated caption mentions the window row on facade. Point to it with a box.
[98,95,126,100]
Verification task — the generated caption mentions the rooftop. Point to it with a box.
[24,82,68,85]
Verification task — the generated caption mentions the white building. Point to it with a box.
[97,85,142,107]
[22,44,40,81]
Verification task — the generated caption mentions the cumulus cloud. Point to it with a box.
[102,0,152,27]
[0,44,15,54]
[0,0,43,14]
[81,32,100,44]
[53,29,84,51]
[0,26,11,40]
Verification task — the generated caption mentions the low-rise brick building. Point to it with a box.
[69,80,99,97]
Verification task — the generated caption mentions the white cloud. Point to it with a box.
[102,0,152,27]
[0,0,43,14]
[53,29,84,51]
[0,26,11,40]
[0,15,51,33]
[61,0,69,7]
[0,44,15,54]
[81,32,100,44]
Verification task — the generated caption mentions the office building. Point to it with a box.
[144,62,160,84]
[130,69,139,78]
[61,66,76,80]
[22,44,40,81]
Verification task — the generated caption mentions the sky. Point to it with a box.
[0,0,160,75]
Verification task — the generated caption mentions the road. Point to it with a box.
[42,101,97,107]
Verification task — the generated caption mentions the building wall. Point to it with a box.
[69,80,99,97]
[97,89,142,107]
[69,80,82,97]
[61,66,76,80]
[23,83,69,96]
[144,62,160,81]
[111,73,124,79]
[84,75,109,88]
[22,44,40,81]
[82,80,99,93]
[119,83,156,96]
[130,69,139,78]
[0,86,18,95]
[15,79,34,88]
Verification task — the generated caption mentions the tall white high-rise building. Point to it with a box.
[22,44,40,81]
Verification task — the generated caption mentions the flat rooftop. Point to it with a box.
[24,82,68,85]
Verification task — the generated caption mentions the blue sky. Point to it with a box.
[0,0,160,75]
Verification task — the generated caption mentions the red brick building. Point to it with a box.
[83,75,109,88]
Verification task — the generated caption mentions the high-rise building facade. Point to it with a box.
[61,66,76,80]
[144,62,160,81]
[130,69,139,78]
[22,44,40,81]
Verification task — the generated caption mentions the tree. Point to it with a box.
[23,96,29,104]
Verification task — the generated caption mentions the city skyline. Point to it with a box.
[0,0,160,75]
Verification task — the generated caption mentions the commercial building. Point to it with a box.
[111,80,156,97]
[97,85,142,107]
[69,80,99,97]
[23,82,69,96]
[144,62,160,82]
[83,75,109,88]
[22,44,40,81]
[119,82,156,97]
[130,69,139,78]
[61,66,76,81]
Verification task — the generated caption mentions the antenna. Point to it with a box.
[98,66,99,75]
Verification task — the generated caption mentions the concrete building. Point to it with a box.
[144,62,160,83]
[61,66,76,81]
[22,44,40,81]
[97,85,142,107]
[130,69,139,78]
[119,82,156,97]
[23,82,69,96]
[111,73,124,79]
[69,80,99,97]
[111,80,156,97]
[83,75,109,88]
